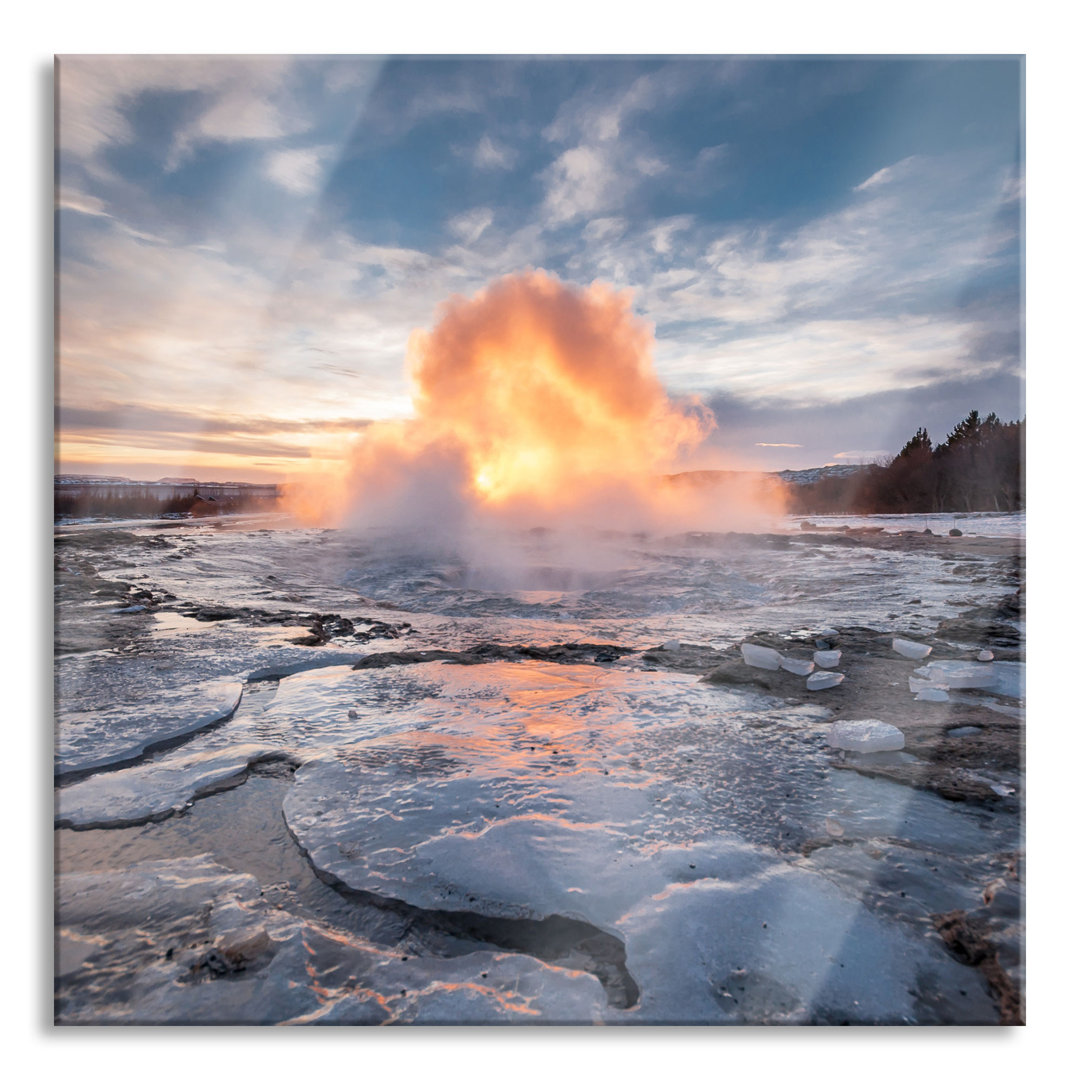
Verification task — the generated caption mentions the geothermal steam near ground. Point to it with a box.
[287,271,785,533]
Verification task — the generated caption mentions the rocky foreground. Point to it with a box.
[54,521,1025,1025]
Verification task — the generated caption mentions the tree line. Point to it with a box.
[787,411,1025,515]
[54,488,277,521]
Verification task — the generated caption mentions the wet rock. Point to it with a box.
[193,607,239,622]
[932,910,1023,1024]
[215,925,271,967]
[702,660,778,692]
[639,643,725,673]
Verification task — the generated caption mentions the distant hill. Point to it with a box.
[664,464,869,488]
[773,464,871,486]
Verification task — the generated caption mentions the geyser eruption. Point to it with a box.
[407,271,707,512]
[286,270,785,536]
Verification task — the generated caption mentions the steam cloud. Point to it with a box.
[285,270,786,538]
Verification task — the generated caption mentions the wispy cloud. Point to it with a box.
[57,55,299,170]
[853,155,919,192]
[541,145,624,224]
[265,145,333,195]
[833,449,889,461]
[447,207,495,245]
[536,66,716,226]
[57,402,369,437]
[57,187,110,217]
[473,135,515,171]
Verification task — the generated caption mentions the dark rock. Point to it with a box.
[193,607,238,622]
[932,910,1023,1024]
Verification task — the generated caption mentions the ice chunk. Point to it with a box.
[827,720,905,753]
[989,661,1024,699]
[780,657,815,676]
[55,679,244,779]
[892,638,932,660]
[807,671,844,691]
[978,650,994,662]
[790,626,838,645]
[909,675,947,693]
[913,661,996,690]
[741,643,782,670]
[616,849,997,1024]
[55,743,292,828]
[914,688,949,702]
[814,650,841,668]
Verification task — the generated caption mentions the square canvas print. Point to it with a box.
[53,54,1024,1025]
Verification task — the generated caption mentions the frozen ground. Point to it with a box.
[54,512,1024,1025]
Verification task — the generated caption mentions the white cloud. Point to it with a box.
[57,187,110,217]
[583,217,628,244]
[543,66,699,146]
[542,145,621,224]
[537,68,711,225]
[833,449,888,461]
[448,208,495,245]
[853,155,919,192]
[473,135,515,171]
[854,165,894,192]
[265,146,332,195]
[56,55,300,172]
[1001,174,1025,202]
[555,151,1017,407]
[649,216,694,256]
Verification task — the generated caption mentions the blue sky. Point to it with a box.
[55,54,1023,480]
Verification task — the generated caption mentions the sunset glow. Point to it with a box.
[55,57,1023,484]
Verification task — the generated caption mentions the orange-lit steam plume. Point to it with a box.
[285,270,786,533]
